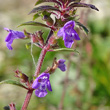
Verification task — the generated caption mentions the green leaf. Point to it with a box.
[0,80,27,89]
[51,48,79,53]
[35,0,61,6]
[29,5,61,14]
[33,13,40,20]
[76,22,89,34]
[69,2,99,11]
[18,21,51,28]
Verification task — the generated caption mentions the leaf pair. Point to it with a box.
[19,0,98,34]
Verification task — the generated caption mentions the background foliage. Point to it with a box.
[0,0,110,110]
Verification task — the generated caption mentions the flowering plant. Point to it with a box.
[0,0,98,110]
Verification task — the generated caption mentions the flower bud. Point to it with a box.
[9,103,16,110]
[31,34,39,43]
[30,31,44,47]
[44,57,66,74]
[42,10,54,26]
[15,70,28,83]
[43,15,54,26]
[44,58,57,74]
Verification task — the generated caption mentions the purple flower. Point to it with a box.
[57,20,80,48]
[58,59,66,71]
[4,28,25,50]
[32,73,52,97]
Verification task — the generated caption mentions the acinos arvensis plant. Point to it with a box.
[1,0,99,110]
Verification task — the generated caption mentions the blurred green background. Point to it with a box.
[0,0,110,110]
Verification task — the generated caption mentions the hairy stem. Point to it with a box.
[21,45,50,110]
[21,31,51,110]
[34,44,50,77]
[21,90,33,110]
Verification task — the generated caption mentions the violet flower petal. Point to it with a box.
[5,33,13,42]
[4,28,10,32]
[13,31,25,39]
[32,73,52,97]
[58,59,66,71]
[57,20,80,48]
[58,64,66,71]
[57,27,64,37]
[64,40,74,48]
[35,89,47,97]
[6,43,13,50]
[64,20,75,28]
[72,31,80,40]
[32,80,40,89]
[47,80,52,91]
[38,73,50,80]
[4,28,25,50]
[6,39,13,50]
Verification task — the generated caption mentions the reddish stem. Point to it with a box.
[21,90,33,110]
[21,40,50,110]
[21,41,50,110]
[34,44,50,77]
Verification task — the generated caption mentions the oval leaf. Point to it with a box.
[0,80,27,89]
[18,21,51,28]
[69,2,99,11]
[29,5,61,14]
